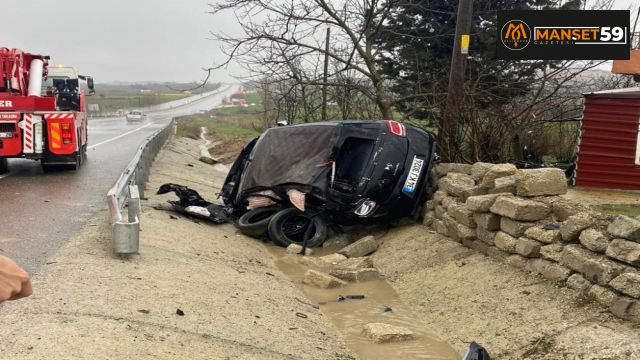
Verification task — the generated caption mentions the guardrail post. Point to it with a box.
[112,221,139,255]
[128,185,141,223]
[112,186,141,255]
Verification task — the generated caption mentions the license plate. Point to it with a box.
[403,156,424,194]
[0,132,12,138]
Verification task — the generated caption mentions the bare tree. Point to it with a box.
[208,0,398,118]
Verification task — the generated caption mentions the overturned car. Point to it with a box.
[220,120,436,248]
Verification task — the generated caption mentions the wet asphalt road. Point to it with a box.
[0,86,235,275]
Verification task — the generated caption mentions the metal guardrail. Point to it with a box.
[106,120,175,254]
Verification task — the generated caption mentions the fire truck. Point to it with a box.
[0,48,94,173]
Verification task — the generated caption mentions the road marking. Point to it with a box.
[88,123,153,150]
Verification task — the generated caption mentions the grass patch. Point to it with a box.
[176,113,259,141]
[88,94,188,113]
[210,122,259,140]
[591,203,640,218]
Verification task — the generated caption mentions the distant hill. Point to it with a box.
[91,81,222,96]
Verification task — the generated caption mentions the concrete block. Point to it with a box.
[470,162,494,181]
[448,205,476,228]
[494,231,518,253]
[560,213,593,243]
[506,254,528,269]
[490,196,550,221]
[540,243,564,262]
[330,268,379,282]
[362,323,414,344]
[474,212,501,231]
[338,235,382,258]
[516,237,542,258]
[515,168,568,197]
[434,220,448,236]
[465,193,509,212]
[608,216,640,242]
[481,163,517,188]
[589,285,617,308]
[579,229,609,253]
[526,258,572,282]
[525,226,561,244]
[609,296,640,323]
[609,272,640,299]
[606,239,640,266]
[303,270,347,288]
[488,175,516,194]
[477,226,497,245]
[501,217,536,237]
[566,273,592,294]
[439,173,475,198]
[562,245,625,285]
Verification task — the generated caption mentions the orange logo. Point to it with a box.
[501,20,531,50]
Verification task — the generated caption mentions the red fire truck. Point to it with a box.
[0,48,94,173]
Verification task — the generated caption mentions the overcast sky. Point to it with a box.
[4,0,637,83]
[4,0,242,83]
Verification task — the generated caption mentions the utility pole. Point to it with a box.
[439,0,474,162]
[321,28,330,120]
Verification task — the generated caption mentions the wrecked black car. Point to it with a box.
[220,120,436,247]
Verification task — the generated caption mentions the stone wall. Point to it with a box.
[423,162,640,323]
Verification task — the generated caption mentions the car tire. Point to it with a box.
[237,207,280,238]
[268,208,327,248]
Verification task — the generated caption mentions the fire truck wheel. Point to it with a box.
[0,158,8,174]
[70,154,81,170]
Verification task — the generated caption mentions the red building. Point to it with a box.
[576,88,640,190]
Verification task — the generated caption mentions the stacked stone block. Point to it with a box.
[424,163,640,324]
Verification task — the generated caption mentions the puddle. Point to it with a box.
[270,246,460,360]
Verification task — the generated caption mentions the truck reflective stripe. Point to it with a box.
[23,114,34,153]
[50,122,62,149]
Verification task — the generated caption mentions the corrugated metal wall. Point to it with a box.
[576,96,640,190]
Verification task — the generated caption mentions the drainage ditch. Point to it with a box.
[270,246,460,360]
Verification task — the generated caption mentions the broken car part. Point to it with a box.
[157,183,227,223]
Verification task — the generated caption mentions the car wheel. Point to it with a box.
[236,207,280,238]
[268,208,327,248]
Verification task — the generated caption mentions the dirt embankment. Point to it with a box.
[0,137,355,360]
[370,225,640,359]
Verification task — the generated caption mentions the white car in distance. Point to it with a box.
[126,110,146,122]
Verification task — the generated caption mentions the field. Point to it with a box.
[175,92,263,163]
[87,94,188,113]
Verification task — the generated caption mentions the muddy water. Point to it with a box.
[270,246,460,360]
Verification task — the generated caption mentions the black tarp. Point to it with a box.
[239,124,337,193]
